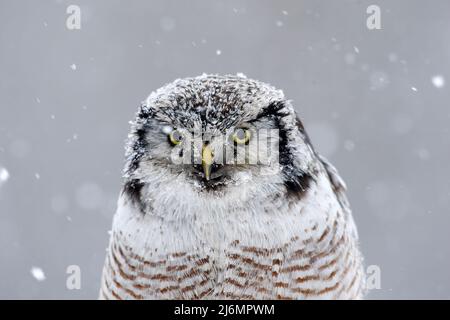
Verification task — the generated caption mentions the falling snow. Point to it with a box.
[431,75,445,88]
[30,267,46,282]
[0,167,10,185]
[344,140,355,151]
[370,71,390,90]
[0,2,447,301]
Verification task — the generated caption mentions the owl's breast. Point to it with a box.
[100,174,364,299]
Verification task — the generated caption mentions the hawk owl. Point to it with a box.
[99,74,365,300]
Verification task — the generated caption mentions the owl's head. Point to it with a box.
[123,75,318,214]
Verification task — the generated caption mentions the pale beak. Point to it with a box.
[202,144,214,181]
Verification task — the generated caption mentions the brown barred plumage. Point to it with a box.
[100,171,364,300]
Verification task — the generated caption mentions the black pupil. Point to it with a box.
[173,131,182,141]
[235,129,245,140]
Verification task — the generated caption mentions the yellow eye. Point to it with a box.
[168,130,184,145]
[232,128,251,144]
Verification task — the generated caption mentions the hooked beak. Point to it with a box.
[202,144,214,181]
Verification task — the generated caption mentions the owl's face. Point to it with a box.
[124,75,317,211]
[133,112,281,191]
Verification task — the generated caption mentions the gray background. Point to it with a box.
[0,0,449,299]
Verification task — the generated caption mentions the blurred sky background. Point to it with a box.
[0,0,449,299]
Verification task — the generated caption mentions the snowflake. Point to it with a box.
[0,167,9,182]
[30,267,46,282]
[431,75,445,88]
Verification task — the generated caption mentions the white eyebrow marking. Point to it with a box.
[162,126,173,134]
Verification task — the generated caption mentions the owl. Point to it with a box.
[99,74,365,300]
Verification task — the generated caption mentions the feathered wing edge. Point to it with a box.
[318,154,359,241]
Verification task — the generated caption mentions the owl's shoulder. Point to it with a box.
[316,155,359,238]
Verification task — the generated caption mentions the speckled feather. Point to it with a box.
[99,74,365,300]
